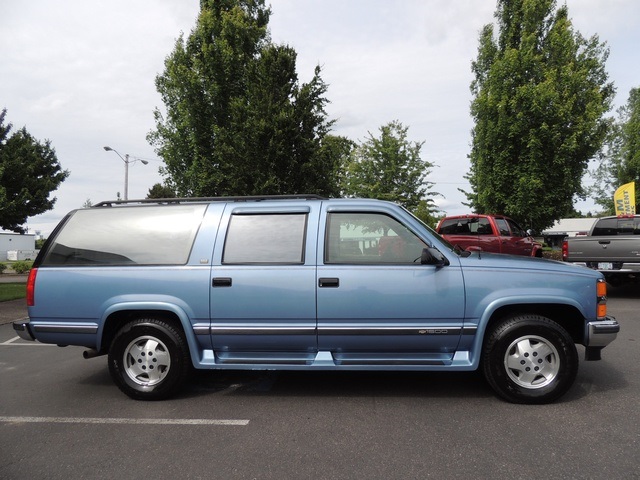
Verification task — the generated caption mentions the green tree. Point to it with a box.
[228,45,337,195]
[341,120,437,213]
[147,183,177,199]
[0,109,69,233]
[318,134,356,197]
[149,0,339,197]
[413,199,442,228]
[467,0,614,231]
[591,87,640,214]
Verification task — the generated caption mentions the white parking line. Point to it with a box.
[0,416,249,426]
[1,337,58,346]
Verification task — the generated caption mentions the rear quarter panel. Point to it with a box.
[27,202,225,351]
[28,266,212,349]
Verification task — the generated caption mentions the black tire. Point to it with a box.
[482,314,578,404]
[108,318,191,400]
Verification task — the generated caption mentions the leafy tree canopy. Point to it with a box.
[149,0,340,197]
[466,0,614,231]
[0,109,69,233]
[341,120,438,214]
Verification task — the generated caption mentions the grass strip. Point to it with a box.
[0,283,26,302]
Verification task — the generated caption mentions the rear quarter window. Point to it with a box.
[41,205,207,266]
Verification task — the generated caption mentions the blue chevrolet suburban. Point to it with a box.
[14,196,619,403]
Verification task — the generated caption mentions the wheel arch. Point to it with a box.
[482,303,585,347]
[97,303,201,367]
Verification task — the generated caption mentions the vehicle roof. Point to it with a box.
[440,214,509,220]
[598,214,640,220]
[92,194,328,207]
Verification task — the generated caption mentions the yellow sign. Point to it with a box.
[614,182,636,215]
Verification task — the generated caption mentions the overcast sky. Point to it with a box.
[2,0,639,236]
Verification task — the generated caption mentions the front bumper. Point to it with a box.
[13,320,35,341]
[587,316,620,347]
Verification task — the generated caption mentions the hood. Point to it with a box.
[456,251,601,278]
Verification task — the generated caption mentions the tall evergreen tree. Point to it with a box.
[467,0,614,231]
[0,109,69,233]
[149,0,338,197]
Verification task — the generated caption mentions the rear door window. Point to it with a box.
[222,213,307,264]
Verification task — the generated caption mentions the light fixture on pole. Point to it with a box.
[103,146,149,200]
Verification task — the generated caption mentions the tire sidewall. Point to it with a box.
[483,315,578,404]
[108,319,189,400]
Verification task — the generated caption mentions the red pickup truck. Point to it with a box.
[436,214,543,257]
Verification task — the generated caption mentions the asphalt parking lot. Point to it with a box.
[1,286,639,479]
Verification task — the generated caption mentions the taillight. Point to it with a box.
[596,278,607,319]
[26,268,37,307]
[562,240,568,261]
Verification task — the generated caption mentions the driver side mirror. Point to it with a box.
[421,247,449,267]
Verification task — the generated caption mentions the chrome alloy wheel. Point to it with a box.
[503,335,560,389]
[123,336,171,386]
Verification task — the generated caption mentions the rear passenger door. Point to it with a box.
[316,207,465,366]
[209,204,319,364]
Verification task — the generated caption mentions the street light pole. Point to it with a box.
[103,146,149,200]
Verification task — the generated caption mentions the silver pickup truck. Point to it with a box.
[563,215,640,286]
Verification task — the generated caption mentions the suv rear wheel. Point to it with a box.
[482,314,578,404]
[108,318,190,400]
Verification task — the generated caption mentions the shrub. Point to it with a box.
[12,260,32,274]
[542,250,563,261]
[0,263,6,274]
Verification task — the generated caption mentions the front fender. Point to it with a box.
[531,244,543,257]
[465,294,588,368]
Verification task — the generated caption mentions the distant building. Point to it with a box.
[542,218,598,249]
[0,232,36,260]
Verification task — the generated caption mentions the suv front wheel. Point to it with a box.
[108,318,191,400]
[482,314,578,404]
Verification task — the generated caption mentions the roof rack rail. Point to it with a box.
[92,194,328,208]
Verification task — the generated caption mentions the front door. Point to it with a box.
[316,209,465,366]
